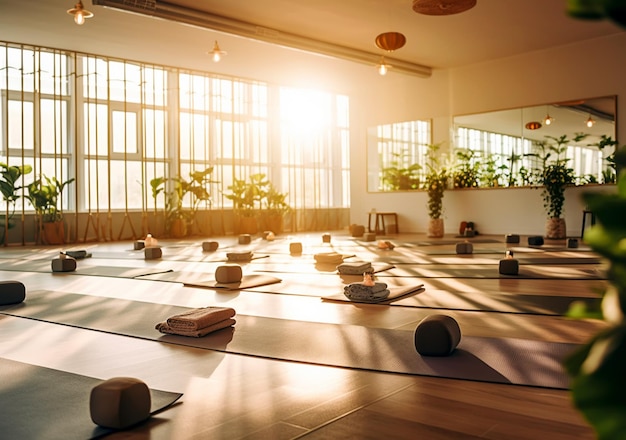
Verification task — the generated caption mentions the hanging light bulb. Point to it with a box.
[586,115,596,128]
[377,56,391,75]
[67,1,93,25]
[544,113,553,125]
[207,41,227,62]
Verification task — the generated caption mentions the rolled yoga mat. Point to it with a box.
[0,290,578,389]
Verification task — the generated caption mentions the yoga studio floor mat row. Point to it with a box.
[0,259,173,279]
[0,290,576,389]
[0,357,182,440]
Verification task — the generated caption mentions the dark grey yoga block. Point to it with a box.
[133,240,145,250]
[528,236,544,246]
[505,234,520,244]
[144,247,162,260]
[202,241,219,252]
[567,238,579,248]
[0,280,26,305]
[90,377,151,429]
[51,256,77,272]
[499,258,519,275]
[455,242,473,254]
[65,250,90,259]
[215,265,243,283]
[414,315,461,356]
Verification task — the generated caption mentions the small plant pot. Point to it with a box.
[428,218,444,238]
[546,218,566,239]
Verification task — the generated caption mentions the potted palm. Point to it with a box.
[0,162,32,244]
[224,173,270,235]
[423,143,448,238]
[26,175,75,245]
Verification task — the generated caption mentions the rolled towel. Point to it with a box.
[156,318,236,337]
[344,282,390,301]
[314,252,344,264]
[166,307,236,331]
[337,261,372,275]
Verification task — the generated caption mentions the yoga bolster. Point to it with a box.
[528,236,544,246]
[90,377,151,429]
[202,241,219,252]
[322,233,331,243]
[455,242,473,254]
[414,315,461,356]
[144,247,162,260]
[0,280,26,305]
[363,232,376,242]
[51,256,77,272]
[133,240,145,250]
[238,234,252,245]
[505,234,520,244]
[215,265,243,283]
[568,238,579,248]
[499,258,519,275]
[289,242,303,255]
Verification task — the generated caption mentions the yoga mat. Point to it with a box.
[253,262,395,275]
[0,357,182,440]
[322,285,425,304]
[0,259,173,279]
[0,290,576,389]
[138,271,282,290]
[323,288,600,316]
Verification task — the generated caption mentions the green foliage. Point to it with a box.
[381,151,422,191]
[0,162,33,240]
[565,147,626,440]
[452,149,480,189]
[224,173,290,217]
[26,175,75,223]
[423,144,448,219]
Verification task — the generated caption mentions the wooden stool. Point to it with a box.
[367,212,399,234]
[581,210,595,238]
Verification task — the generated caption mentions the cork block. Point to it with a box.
[90,377,151,429]
[363,232,376,242]
[238,234,252,244]
[202,241,219,252]
[350,224,365,238]
[322,233,331,243]
[289,242,303,255]
[215,265,243,283]
[0,280,26,305]
[51,256,77,272]
[499,258,519,275]
[455,242,473,254]
[505,234,520,244]
[528,236,544,246]
[144,247,162,260]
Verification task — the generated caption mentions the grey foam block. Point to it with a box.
[528,236,544,246]
[144,247,162,260]
[51,257,77,272]
[414,315,461,356]
[0,280,26,305]
[90,377,151,429]
[499,258,519,275]
[202,241,219,252]
[505,234,520,244]
[215,265,243,283]
[238,234,252,244]
[455,242,473,254]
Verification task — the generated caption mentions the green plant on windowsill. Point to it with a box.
[564,146,626,440]
[451,149,480,189]
[0,162,32,243]
[381,151,422,191]
[26,175,75,245]
[224,173,269,218]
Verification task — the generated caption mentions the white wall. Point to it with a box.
[350,33,626,236]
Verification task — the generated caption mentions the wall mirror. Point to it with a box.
[367,96,616,192]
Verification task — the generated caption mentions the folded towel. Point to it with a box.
[344,282,390,302]
[227,251,253,261]
[314,252,345,264]
[156,318,236,337]
[166,307,236,331]
[337,261,372,275]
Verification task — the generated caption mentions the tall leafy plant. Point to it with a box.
[0,162,32,243]
[565,147,626,439]
[423,143,448,220]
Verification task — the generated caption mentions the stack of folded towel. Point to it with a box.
[343,282,390,302]
[314,252,345,265]
[155,307,236,337]
[336,261,372,275]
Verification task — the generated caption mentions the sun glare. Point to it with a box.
[280,88,331,134]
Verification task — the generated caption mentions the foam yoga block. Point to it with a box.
[51,254,77,272]
[133,240,145,250]
[455,242,473,254]
[215,265,243,283]
[0,280,26,305]
[568,238,579,248]
[238,234,252,245]
[90,377,151,429]
[528,236,544,246]
[363,232,376,242]
[144,247,162,260]
[505,234,520,244]
[227,251,253,261]
[350,224,365,237]
[322,233,331,243]
[202,241,219,252]
[499,258,519,275]
[65,250,90,259]
[414,315,461,356]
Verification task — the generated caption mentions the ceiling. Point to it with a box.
[89,0,623,72]
[1,0,623,79]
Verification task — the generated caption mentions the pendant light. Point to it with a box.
[377,57,391,75]
[208,41,227,62]
[374,32,406,75]
[586,115,596,128]
[67,1,93,25]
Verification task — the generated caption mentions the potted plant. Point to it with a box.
[381,150,422,191]
[451,149,480,189]
[150,166,215,238]
[564,147,626,440]
[0,162,32,244]
[534,134,586,239]
[224,173,270,235]
[262,184,291,233]
[423,143,448,238]
[26,175,75,245]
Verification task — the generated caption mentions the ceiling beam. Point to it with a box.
[92,0,432,78]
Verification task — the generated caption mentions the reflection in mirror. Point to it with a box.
[367,119,431,192]
[452,96,617,188]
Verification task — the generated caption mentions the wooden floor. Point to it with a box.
[0,232,607,439]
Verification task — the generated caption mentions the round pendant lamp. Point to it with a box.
[412,0,477,16]
[375,32,407,51]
